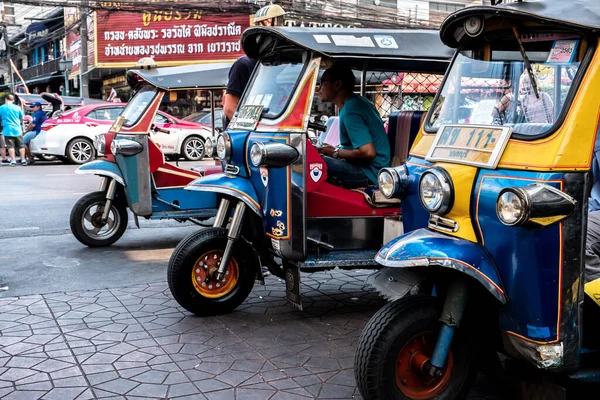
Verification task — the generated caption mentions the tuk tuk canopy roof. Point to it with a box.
[441,0,600,48]
[127,62,233,91]
[241,27,453,73]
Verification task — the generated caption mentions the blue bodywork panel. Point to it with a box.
[246,133,293,239]
[186,173,262,215]
[377,228,506,303]
[402,157,434,233]
[150,187,218,212]
[75,160,124,186]
[116,154,143,204]
[474,169,564,342]
[228,130,251,178]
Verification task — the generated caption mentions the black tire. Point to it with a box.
[70,191,128,247]
[181,136,205,161]
[37,154,57,162]
[355,295,476,400]
[66,138,95,164]
[168,227,257,316]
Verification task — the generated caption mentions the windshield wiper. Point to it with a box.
[511,25,540,99]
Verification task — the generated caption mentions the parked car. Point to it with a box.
[183,108,224,132]
[30,103,212,164]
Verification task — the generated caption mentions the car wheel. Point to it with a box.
[67,138,95,164]
[181,136,205,161]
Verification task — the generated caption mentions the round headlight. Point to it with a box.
[110,139,118,155]
[496,189,528,226]
[96,134,106,155]
[419,168,453,215]
[250,142,265,167]
[378,169,395,198]
[205,137,214,157]
[216,133,231,161]
[464,16,484,37]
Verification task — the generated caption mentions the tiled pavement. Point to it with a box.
[0,270,501,399]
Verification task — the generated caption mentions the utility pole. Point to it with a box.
[80,2,89,97]
[2,24,14,93]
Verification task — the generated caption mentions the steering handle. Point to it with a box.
[308,121,327,132]
[151,124,170,134]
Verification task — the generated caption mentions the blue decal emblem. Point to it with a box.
[310,162,323,183]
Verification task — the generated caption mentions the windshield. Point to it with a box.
[239,60,305,119]
[121,86,157,127]
[427,36,582,138]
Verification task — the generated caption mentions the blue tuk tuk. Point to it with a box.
[354,1,600,398]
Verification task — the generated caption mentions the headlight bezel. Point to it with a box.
[216,132,232,162]
[204,137,214,158]
[496,188,529,226]
[96,134,106,155]
[377,165,409,199]
[418,167,454,215]
[250,142,266,166]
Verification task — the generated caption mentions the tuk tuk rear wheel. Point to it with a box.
[355,295,475,400]
[69,191,128,247]
[168,227,256,316]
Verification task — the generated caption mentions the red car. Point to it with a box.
[31,103,211,164]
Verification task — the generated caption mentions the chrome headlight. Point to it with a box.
[496,183,575,227]
[216,133,231,162]
[204,137,214,157]
[419,168,453,215]
[250,142,266,166]
[378,165,409,199]
[249,141,298,168]
[95,134,106,155]
[111,138,143,156]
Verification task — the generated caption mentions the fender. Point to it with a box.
[377,228,507,304]
[185,173,262,217]
[75,160,125,186]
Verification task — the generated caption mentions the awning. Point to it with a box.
[23,72,62,86]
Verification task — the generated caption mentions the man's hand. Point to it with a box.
[316,144,335,157]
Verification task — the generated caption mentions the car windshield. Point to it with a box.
[427,35,583,138]
[239,59,305,119]
[121,86,157,127]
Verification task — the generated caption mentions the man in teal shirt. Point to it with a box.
[0,94,25,166]
[317,64,390,188]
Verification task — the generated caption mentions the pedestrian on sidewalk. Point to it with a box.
[0,118,8,165]
[23,102,47,164]
[0,94,26,166]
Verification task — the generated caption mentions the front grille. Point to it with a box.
[428,214,459,233]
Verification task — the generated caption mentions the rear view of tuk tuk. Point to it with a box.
[354,1,600,398]
[167,27,452,316]
[69,61,228,247]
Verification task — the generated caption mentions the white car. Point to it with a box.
[30,103,212,164]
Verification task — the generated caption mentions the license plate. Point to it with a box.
[425,125,512,168]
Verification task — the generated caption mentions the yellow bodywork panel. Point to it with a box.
[430,162,478,243]
[585,278,600,307]
[411,49,600,172]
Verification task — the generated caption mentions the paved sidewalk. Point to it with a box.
[0,270,500,399]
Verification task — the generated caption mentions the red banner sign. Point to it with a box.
[94,11,249,67]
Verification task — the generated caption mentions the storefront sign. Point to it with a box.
[95,11,249,67]
[26,22,49,46]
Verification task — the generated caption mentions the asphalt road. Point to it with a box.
[0,159,214,298]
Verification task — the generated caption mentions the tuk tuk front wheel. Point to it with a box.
[355,295,475,400]
[70,191,128,247]
[168,227,256,316]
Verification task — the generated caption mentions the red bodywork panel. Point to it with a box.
[305,141,401,217]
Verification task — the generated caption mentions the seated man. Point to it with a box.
[317,64,390,188]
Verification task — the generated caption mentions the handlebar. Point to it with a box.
[151,124,170,134]
[308,121,327,132]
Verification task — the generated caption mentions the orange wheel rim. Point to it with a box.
[191,250,239,298]
[395,331,454,399]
